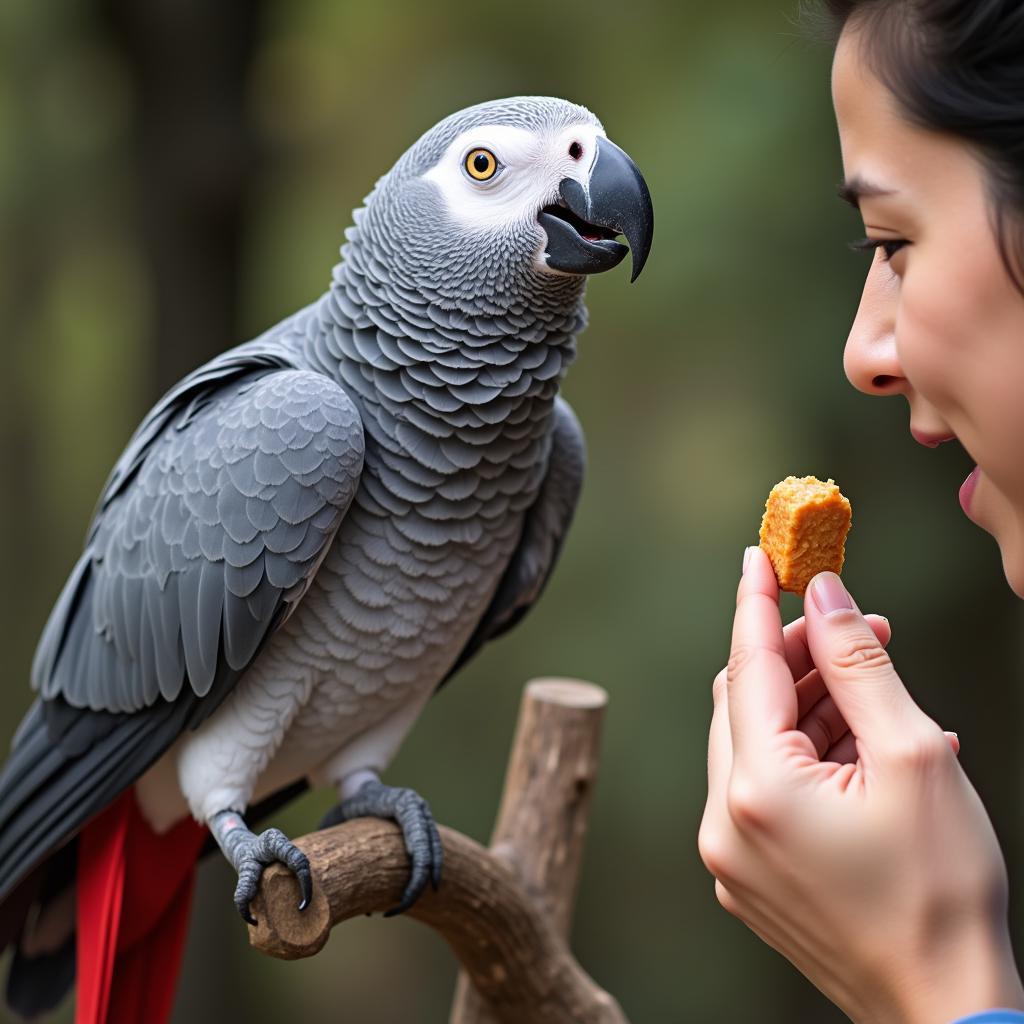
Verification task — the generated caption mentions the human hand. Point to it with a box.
[698,547,1024,1024]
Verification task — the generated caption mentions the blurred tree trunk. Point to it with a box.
[100,0,264,392]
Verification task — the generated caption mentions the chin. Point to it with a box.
[995,523,1024,599]
[1001,559,1024,600]
[999,562,1024,598]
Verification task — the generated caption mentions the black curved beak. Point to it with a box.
[537,136,654,282]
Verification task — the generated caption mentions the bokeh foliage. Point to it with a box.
[1,1,1021,1022]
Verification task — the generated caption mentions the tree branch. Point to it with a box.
[248,679,628,1023]
[248,821,625,1023]
[450,678,611,1023]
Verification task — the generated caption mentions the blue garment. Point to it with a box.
[952,1013,1024,1023]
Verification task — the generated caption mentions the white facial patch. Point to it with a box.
[421,121,606,234]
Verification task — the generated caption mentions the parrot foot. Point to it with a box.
[320,780,443,916]
[209,810,312,926]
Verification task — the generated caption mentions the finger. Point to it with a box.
[785,613,891,688]
[700,671,736,882]
[797,693,851,760]
[804,572,934,755]
[706,670,734,813]
[795,669,828,720]
[727,547,797,760]
[793,618,891,719]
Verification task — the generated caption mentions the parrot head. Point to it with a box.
[355,96,654,307]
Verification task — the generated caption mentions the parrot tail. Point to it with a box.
[75,790,207,1024]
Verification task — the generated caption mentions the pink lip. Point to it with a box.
[959,466,980,518]
[911,429,956,448]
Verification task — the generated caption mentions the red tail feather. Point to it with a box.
[76,791,207,1024]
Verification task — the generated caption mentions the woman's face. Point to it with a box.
[834,24,1024,595]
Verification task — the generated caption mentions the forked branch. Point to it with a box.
[249,679,628,1024]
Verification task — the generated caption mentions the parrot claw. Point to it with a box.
[321,780,443,915]
[228,826,312,925]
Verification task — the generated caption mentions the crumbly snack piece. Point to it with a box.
[758,476,852,596]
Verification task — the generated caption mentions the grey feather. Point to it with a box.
[224,556,266,600]
[34,361,364,714]
[439,398,586,687]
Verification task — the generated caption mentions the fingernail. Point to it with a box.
[743,546,756,574]
[809,572,854,615]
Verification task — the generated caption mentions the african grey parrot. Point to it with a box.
[0,95,653,1020]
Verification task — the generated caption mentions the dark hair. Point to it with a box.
[817,0,1024,286]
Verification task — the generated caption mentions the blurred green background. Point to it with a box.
[2,1,1022,1022]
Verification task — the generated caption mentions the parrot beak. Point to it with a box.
[538,136,654,282]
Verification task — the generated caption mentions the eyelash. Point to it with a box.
[849,237,908,263]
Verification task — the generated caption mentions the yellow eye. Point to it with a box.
[465,148,498,181]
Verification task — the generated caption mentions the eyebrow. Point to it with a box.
[837,176,896,209]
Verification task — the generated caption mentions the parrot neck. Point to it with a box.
[338,202,589,325]
[305,248,582,480]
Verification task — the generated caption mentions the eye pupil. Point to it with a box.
[473,153,490,173]
[569,141,583,160]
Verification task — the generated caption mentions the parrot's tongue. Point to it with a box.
[540,204,620,243]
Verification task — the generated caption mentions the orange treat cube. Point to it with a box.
[758,476,852,596]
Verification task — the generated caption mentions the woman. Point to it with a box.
[699,2,1024,1021]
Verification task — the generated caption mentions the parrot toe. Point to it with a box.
[321,780,443,915]
[230,826,312,925]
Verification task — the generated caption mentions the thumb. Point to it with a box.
[804,572,933,755]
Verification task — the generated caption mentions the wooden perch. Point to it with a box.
[248,678,627,1024]
[450,678,615,1024]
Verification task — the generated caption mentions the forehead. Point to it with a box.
[831,26,981,204]
[428,122,605,165]
[831,27,906,155]
[401,98,601,175]
[830,25,1002,283]
[441,97,598,135]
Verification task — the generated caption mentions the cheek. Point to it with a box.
[893,275,967,407]
[901,263,1024,496]
[895,248,1022,413]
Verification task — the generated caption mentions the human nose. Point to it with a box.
[843,257,905,397]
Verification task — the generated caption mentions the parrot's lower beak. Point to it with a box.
[537,136,654,283]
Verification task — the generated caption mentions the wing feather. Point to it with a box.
[33,344,364,729]
[1,340,366,907]
[34,361,364,715]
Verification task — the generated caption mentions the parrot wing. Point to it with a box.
[0,342,365,901]
[438,395,585,688]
